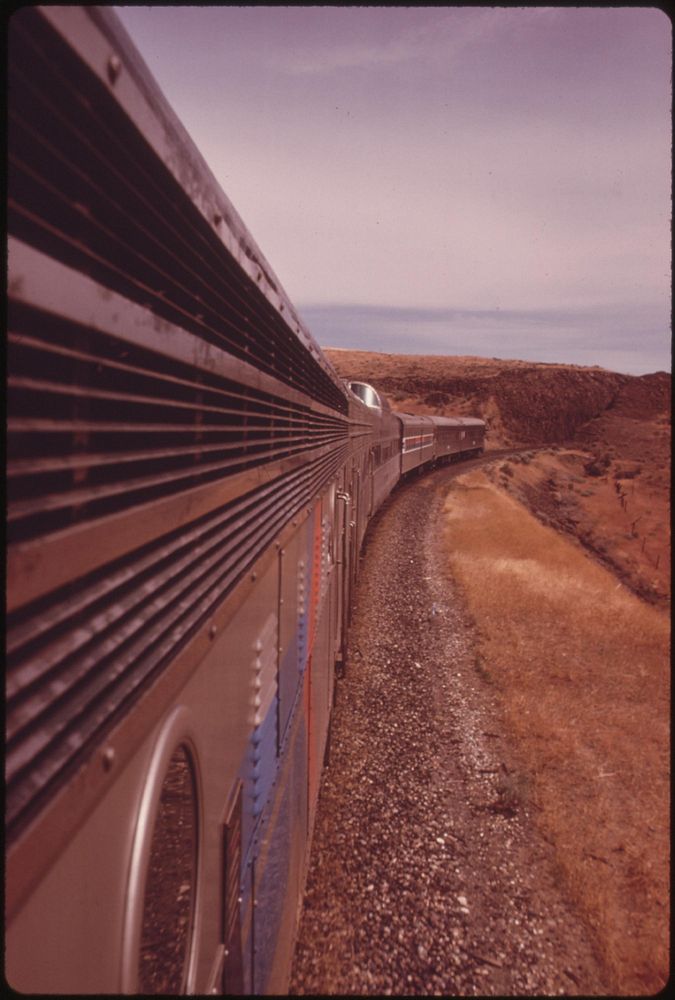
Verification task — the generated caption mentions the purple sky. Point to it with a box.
[114,5,671,375]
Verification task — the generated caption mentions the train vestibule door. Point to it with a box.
[335,468,351,670]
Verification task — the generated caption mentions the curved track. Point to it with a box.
[290,459,607,995]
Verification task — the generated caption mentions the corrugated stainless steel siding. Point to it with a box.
[8,8,346,416]
[7,303,346,543]
[6,8,351,843]
[6,442,348,841]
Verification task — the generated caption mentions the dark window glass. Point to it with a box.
[138,745,197,994]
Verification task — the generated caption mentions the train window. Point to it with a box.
[347,381,382,410]
[222,782,244,993]
[138,744,198,994]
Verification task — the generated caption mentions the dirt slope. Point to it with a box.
[325,349,648,448]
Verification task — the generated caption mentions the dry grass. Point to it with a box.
[443,470,670,995]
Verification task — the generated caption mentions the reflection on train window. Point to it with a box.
[347,381,381,410]
[138,744,197,994]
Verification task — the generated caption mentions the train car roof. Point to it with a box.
[393,412,484,428]
[427,415,486,428]
[393,412,436,426]
[66,6,348,405]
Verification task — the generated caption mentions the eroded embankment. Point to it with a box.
[290,462,609,996]
[325,348,631,446]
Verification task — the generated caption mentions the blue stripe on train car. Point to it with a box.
[240,692,279,861]
[239,680,279,989]
[251,702,278,819]
[252,695,309,993]
[253,786,291,992]
[242,507,320,989]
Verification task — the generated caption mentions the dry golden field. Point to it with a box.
[442,470,670,994]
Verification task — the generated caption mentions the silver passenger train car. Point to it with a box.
[397,412,485,474]
[6,6,484,994]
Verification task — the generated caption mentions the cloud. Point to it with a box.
[298,303,670,376]
[277,34,419,76]
[274,7,563,77]
[115,4,670,377]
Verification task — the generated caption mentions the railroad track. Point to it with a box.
[290,458,606,996]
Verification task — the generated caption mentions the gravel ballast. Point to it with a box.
[290,460,609,995]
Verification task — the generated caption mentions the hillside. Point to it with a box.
[325,349,671,607]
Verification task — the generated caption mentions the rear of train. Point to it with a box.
[397,413,485,475]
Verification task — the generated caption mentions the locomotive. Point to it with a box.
[6,6,485,993]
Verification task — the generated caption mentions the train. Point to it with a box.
[6,6,485,994]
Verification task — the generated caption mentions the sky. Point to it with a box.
[114,5,672,375]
